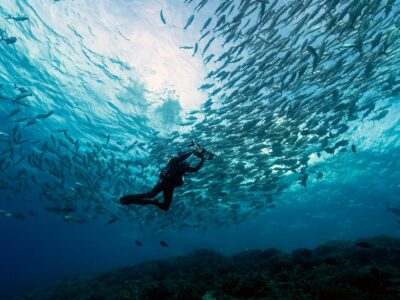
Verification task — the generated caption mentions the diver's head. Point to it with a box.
[177,151,186,158]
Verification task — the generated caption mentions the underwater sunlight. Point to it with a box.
[0,0,400,299]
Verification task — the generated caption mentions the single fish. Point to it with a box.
[160,240,168,247]
[63,215,86,224]
[7,108,21,118]
[199,83,214,90]
[201,17,212,32]
[199,30,210,41]
[202,37,215,56]
[203,54,214,64]
[184,15,194,30]
[35,110,54,120]
[195,0,208,13]
[193,43,198,56]
[23,119,36,128]
[106,216,118,225]
[6,16,29,22]
[52,128,68,133]
[307,45,319,71]
[1,36,17,45]
[179,46,193,49]
[160,10,166,24]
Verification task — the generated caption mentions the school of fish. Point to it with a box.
[0,0,399,230]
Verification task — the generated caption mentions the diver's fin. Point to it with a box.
[120,195,156,205]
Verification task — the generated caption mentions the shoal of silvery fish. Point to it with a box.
[0,0,399,231]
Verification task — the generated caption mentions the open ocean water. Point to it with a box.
[1,0,400,299]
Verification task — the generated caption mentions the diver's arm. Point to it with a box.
[175,151,193,162]
[187,156,205,173]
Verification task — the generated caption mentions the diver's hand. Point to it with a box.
[193,149,204,158]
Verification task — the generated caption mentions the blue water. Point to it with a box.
[1,0,400,298]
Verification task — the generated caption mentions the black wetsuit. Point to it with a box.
[120,151,205,211]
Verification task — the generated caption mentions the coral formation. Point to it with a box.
[17,236,400,300]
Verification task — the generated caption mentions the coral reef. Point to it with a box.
[17,236,400,300]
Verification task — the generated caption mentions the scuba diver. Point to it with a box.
[120,141,213,211]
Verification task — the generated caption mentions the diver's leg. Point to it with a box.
[154,187,174,211]
[120,182,163,205]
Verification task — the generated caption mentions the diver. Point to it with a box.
[120,141,212,211]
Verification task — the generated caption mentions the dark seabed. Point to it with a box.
[1,0,400,299]
[15,236,400,300]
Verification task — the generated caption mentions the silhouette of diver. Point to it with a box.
[120,143,211,211]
